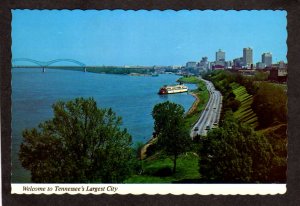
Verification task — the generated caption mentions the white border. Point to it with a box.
[11,183,286,195]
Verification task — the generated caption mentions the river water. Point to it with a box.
[12,68,196,182]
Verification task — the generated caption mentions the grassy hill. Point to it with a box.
[231,82,258,128]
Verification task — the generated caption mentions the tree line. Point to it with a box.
[202,70,287,129]
[87,67,153,75]
[201,70,287,182]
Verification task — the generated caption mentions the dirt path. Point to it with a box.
[140,136,157,160]
[186,92,200,115]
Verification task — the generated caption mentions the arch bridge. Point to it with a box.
[12,58,87,72]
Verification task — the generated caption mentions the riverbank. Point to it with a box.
[140,76,208,160]
[178,76,210,128]
[186,92,200,115]
[128,76,208,183]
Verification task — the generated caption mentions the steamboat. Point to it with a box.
[158,84,188,94]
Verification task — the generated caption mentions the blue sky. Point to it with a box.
[12,10,287,66]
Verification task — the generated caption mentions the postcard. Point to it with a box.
[10,9,287,195]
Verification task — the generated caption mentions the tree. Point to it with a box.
[199,112,274,182]
[261,124,287,182]
[252,82,287,128]
[19,97,134,183]
[152,101,191,173]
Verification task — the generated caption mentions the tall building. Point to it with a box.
[216,49,225,62]
[262,52,272,67]
[243,47,253,67]
[199,57,209,70]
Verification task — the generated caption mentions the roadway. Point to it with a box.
[190,77,223,138]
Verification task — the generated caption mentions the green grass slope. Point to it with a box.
[231,82,258,128]
[125,152,200,183]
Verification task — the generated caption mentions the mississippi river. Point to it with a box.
[12,68,196,182]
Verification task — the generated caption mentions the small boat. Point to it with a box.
[158,84,188,94]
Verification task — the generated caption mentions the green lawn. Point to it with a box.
[125,152,200,183]
[178,76,201,84]
[231,82,258,127]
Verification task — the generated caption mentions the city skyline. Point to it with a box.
[12,10,287,66]
[187,47,283,70]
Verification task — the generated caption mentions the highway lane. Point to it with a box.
[190,77,223,138]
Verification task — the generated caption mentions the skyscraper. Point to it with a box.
[262,52,272,67]
[243,47,253,67]
[216,49,225,62]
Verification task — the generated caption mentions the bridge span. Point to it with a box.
[12,58,87,72]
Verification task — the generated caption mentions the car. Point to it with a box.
[194,127,199,131]
[205,125,210,130]
[212,123,218,129]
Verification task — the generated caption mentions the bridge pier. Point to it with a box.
[42,67,46,72]
[84,67,87,72]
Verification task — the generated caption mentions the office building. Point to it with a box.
[262,52,272,67]
[233,57,244,68]
[199,57,209,70]
[216,49,225,62]
[279,61,286,69]
[225,61,233,69]
[243,47,253,67]
[215,60,225,67]
[256,62,266,69]
[186,61,197,68]
[209,62,215,70]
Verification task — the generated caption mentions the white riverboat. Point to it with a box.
[158,84,188,94]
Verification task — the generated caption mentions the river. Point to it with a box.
[12,68,196,182]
